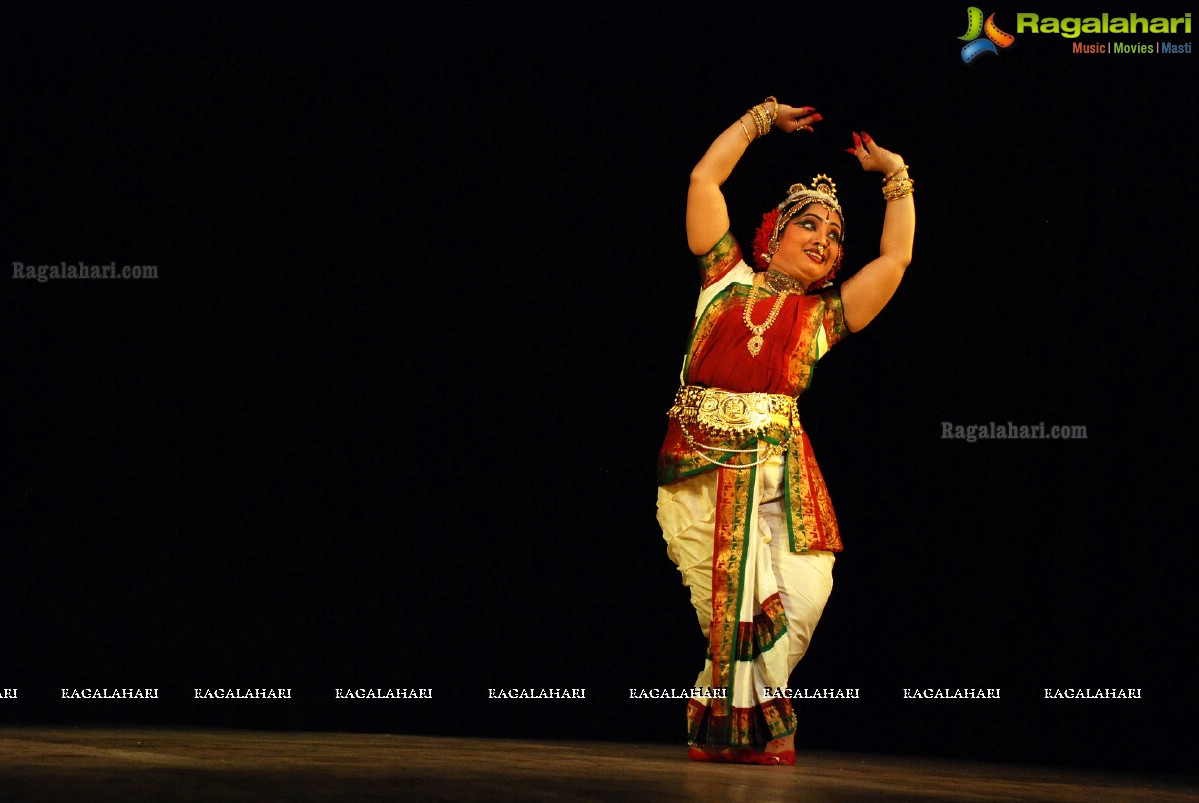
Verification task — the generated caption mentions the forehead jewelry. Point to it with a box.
[766,174,844,264]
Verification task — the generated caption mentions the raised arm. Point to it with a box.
[686,100,823,255]
[839,132,916,332]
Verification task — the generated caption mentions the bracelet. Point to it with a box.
[883,182,913,200]
[745,96,778,140]
[739,117,754,143]
[882,178,915,201]
[882,164,910,184]
[749,105,770,138]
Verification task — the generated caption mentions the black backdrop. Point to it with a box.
[3,0,1196,777]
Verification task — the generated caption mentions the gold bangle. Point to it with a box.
[748,105,769,138]
[764,95,779,123]
[757,105,771,135]
[882,164,911,184]
[739,117,754,143]
[883,178,915,201]
[884,178,912,196]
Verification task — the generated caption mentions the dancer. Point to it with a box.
[656,96,915,764]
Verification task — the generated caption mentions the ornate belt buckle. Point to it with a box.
[696,390,771,435]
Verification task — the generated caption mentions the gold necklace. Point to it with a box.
[742,273,789,357]
[764,270,810,295]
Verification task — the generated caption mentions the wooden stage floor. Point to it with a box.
[0,728,1195,802]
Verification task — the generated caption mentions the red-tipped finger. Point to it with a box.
[862,131,874,143]
[852,132,862,150]
[845,148,857,155]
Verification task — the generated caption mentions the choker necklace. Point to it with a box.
[764,270,811,295]
[743,273,790,357]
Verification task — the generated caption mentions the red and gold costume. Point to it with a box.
[656,230,849,750]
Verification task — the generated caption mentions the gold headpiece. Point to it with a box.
[770,174,843,251]
[755,174,845,288]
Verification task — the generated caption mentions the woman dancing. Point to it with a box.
[656,96,915,765]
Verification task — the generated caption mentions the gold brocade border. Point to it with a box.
[697,231,743,288]
[786,300,824,395]
[801,432,842,551]
[690,466,798,748]
[783,288,847,394]
[735,592,788,662]
[784,432,814,553]
[706,465,750,721]
[686,697,796,748]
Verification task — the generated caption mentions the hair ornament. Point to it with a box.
[751,174,846,286]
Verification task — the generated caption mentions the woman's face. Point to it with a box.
[772,204,842,285]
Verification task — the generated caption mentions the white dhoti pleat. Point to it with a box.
[658,452,834,746]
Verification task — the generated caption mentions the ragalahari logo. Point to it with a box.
[959,7,1016,62]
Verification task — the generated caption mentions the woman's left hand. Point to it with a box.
[846,131,905,176]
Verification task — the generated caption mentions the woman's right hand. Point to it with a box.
[774,104,823,134]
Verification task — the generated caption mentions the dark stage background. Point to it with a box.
[3,0,1196,778]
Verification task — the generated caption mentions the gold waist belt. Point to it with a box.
[668,385,799,439]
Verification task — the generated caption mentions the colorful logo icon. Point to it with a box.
[959,7,1016,62]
